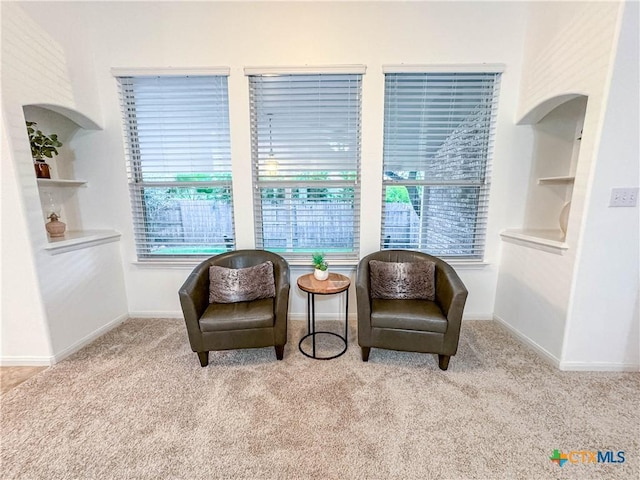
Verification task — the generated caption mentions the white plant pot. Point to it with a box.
[314,269,329,281]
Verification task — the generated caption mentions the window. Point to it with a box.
[248,69,363,263]
[381,68,502,260]
[116,74,234,259]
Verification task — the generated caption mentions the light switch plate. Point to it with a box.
[609,187,639,207]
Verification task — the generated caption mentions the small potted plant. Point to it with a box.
[26,121,63,179]
[312,252,329,281]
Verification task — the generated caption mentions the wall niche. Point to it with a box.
[502,95,587,252]
[524,96,587,234]
[22,104,120,253]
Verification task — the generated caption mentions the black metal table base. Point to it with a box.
[298,332,347,360]
[298,289,349,360]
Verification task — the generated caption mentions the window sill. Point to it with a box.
[132,259,361,270]
[132,260,203,269]
[132,256,490,269]
[44,230,121,255]
[500,229,568,255]
[446,260,490,269]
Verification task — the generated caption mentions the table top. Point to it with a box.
[297,272,351,295]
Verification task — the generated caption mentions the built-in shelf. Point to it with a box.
[44,230,121,255]
[37,178,87,187]
[537,176,575,185]
[500,229,568,255]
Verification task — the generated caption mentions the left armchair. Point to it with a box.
[179,250,290,366]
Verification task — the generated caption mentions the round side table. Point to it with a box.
[297,272,350,360]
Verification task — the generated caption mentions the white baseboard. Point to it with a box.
[127,312,494,323]
[493,314,561,368]
[51,313,130,364]
[288,312,357,322]
[0,356,52,367]
[493,315,640,372]
[559,361,639,372]
[1,313,130,366]
[463,313,493,321]
[128,311,183,319]
[130,312,356,322]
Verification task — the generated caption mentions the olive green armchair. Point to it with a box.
[179,250,290,366]
[356,250,468,370]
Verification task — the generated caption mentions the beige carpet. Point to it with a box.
[0,366,48,395]
[1,318,638,479]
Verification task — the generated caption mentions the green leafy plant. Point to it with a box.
[312,252,328,271]
[26,121,62,161]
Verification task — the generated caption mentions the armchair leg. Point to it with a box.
[197,351,209,367]
[274,345,284,360]
[361,347,371,362]
[438,355,450,371]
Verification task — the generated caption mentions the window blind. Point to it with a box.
[248,73,362,263]
[381,72,501,260]
[117,75,235,259]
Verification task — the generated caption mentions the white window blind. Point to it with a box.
[381,72,501,260]
[117,75,235,259]
[248,73,362,263]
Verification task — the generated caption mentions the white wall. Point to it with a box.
[6,1,635,371]
[561,1,639,370]
[18,1,528,320]
[494,1,637,370]
[1,3,129,365]
[1,111,53,364]
[4,2,634,370]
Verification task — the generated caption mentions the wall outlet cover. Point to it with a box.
[609,187,639,207]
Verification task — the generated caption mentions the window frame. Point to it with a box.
[380,65,503,261]
[246,67,365,265]
[115,70,235,261]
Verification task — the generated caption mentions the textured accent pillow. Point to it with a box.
[369,260,436,301]
[209,261,276,304]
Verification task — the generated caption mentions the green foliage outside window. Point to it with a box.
[385,186,411,203]
[261,171,357,203]
[171,173,232,201]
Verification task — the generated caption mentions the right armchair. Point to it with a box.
[356,250,468,370]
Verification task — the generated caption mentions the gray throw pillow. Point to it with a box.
[369,259,436,301]
[209,261,276,304]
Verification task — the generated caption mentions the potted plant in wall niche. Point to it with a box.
[26,121,62,179]
[312,252,329,281]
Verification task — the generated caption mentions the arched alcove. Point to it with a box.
[22,103,118,253]
[517,93,586,125]
[522,95,588,241]
[23,103,101,130]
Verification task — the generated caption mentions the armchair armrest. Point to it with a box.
[356,259,373,346]
[356,267,372,321]
[272,260,290,344]
[435,262,468,354]
[179,260,211,351]
[434,262,468,321]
